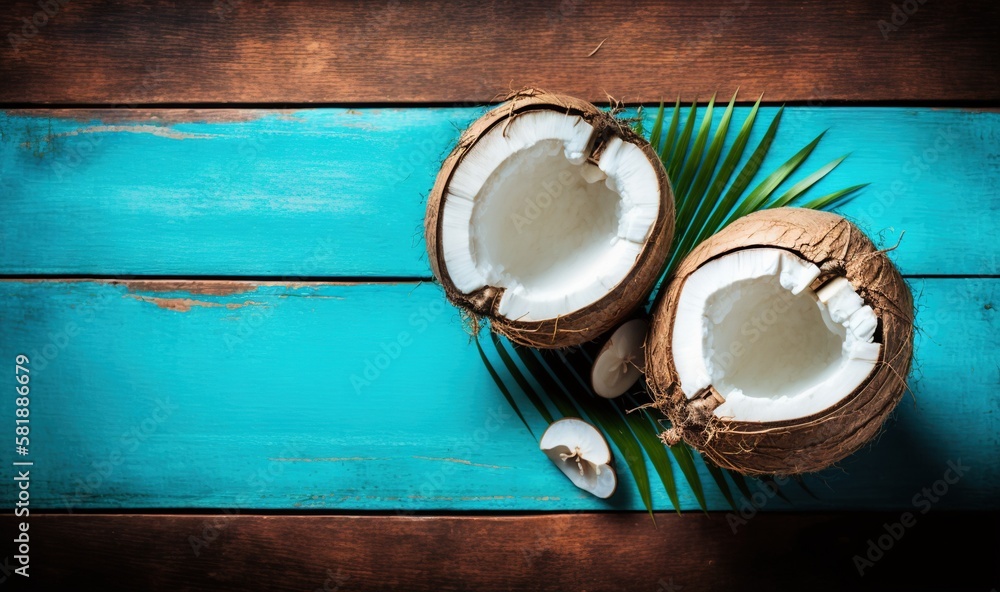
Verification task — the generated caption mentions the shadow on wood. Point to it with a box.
[3,512,997,591]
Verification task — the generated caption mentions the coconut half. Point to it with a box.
[540,417,617,498]
[591,318,649,399]
[646,208,914,475]
[426,90,674,348]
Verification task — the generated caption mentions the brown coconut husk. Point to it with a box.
[425,89,675,349]
[645,207,914,475]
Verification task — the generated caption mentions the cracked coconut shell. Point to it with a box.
[646,207,914,475]
[425,89,675,348]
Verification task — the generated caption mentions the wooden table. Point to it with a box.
[1,1,998,590]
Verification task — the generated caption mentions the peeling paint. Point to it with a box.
[55,124,216,140]
[5,109,284,124]
[277,293,346,300]
[268,457,384,462]
[116,280,260,296]
[125,294,264,312]
[407,495,516,501]
[412,456,511,469]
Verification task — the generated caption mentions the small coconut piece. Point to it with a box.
[591,318,649,398]
[646,208,914,475]
[539,417,617,498]
[425,89,675,348]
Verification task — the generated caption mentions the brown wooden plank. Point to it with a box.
[2,513,997,590]
[1,0,998,104]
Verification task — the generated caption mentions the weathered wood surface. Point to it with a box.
[0,279,995,511]
[1,513,996,591]
[1,107,998,277]
[1,0,998,104]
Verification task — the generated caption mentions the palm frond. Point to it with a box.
[648,101,665,153]
[677,92,734,226]
[625,406,682,513]
[673,93,716,202]
[489,332,554,424]
[475,335,535,438]
[701,461,736,511]
[725,131,826,225]
[667,101,698,180]
[659,99,682,164]
[675,95,762,259]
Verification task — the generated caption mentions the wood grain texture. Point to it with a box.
[1,107,998,277]
[0,279,995,511]
[1,0,998,104]
[2,513,997,591]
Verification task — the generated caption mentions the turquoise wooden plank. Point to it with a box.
[0,279,995,510]
[1,108,997,277]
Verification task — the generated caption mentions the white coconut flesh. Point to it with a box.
[671,248,881,423]
[591,318,649,398]
[440,110,661,322]
[539,417,616,499]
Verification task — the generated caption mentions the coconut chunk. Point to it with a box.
[540,418,617,499]
[591,318,649,398]
[426,91,674,348]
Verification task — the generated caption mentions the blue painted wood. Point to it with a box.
[0,279,995,510]
[1,108,998,277]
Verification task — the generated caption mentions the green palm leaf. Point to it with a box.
[675,95,762,260]
[703,460,738,511]
[659,99,682,164]
[673,94,716,202]
[472,94,865,513]
[677,92,733,225]
[475,335,535,438]
[729,470,755,502]
[725,131,826,225]
[648,101,666,154]
[667,101,698,180]
[767,154,849,209]
[802,183,869,210]
[489,332,554,424]
[625,407,682,513]
[667,437,708,511]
